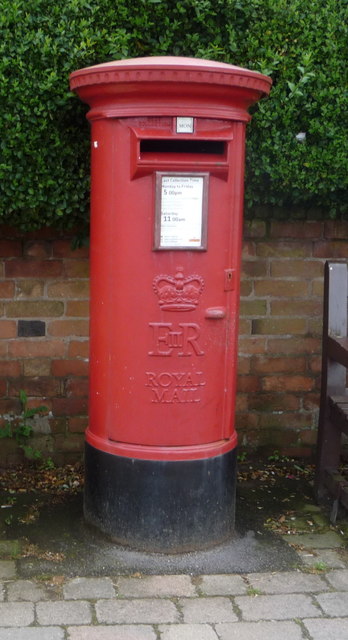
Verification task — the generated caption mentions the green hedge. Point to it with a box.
[0,0,347,230]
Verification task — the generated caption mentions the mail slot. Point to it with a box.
[70,56,271,551]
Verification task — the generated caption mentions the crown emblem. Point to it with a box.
[153,267,204,311]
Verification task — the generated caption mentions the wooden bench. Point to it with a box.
[315,261,348,521]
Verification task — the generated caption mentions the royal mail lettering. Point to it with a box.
[145,370,206,404]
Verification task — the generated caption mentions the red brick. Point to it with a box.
[9,378,61,398]
[54,432,85,452]
[248,393,300,411]
[238,337,267,355]
[252,355,306,374]
[0,397,21,414]
[311,280,324,297]
[313,241,348,259]
[300,429,318,446]
[52,397,88,416]
[0,263,3,278]
[49,418,68,434]
[64,260,90,278]
[48,320,89,337]
[69,416,88,433]
[258,412,314,429]
[237,356,251,375]
[240,300,267,316]
[242,241,256,257]
[0,361,21,377]
[66,378,89,397]
[235,394,248,411]
[308,317,322,337]
[256,242,310,258]
[241,260,268,278]
[0,281,15,298]
[267,337,321,355]
[68,340,89,358]
[303,393,320,411]
[0,240,22,257]
[324,220,348,239]
[254,279,308,298]
[66,301,89,317]
[0,342,8,357]
[24,241,52,258]
[281,446,313,459]
[240,280,253,296]
[9,339,66,359]
[52,240,89,259]
[23,359,51,377]
[0,320,17,338]
[252,318,307,335]
[261,375,315,392]
[270,221,323,239]
[5,260,63,278]
[47,281,89,299]
[16,280,44,298]
[237,375,261,393]
[309,355,322,373]
[270,259,324,278]
[6,300,64,317]
[271,300,322,317]
[0,379,7,396]
[51,359,89,377]
[234,413,259,429]
[238,319,251,335]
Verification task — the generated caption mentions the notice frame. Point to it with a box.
[154,172,209,251]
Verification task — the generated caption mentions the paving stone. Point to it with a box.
[67,625,157,640]
[179,597,237,623]
[235,593,320,621]
[315,591,348,616]
[246,570,328,594]
[299,549,347,569]
[325,569,348,590]
[283,531,344,549]
[215,621,304,640]
[63,577,115,600]
[0,584,4,602]
[159,624,219,639]
[0,561,16,579]
[303,617,348,640]
[118,575,195,598]
[36,600,92,625]
[96,598,179,624]
[0,602,34,627]
[6,579,50,602]
[0,629,64,640]
[199,575,246,596]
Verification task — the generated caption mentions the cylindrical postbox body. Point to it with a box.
[70,57,271,551]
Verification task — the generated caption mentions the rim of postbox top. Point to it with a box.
[69,56,272,122]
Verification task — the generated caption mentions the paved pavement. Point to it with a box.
[1,539,348,640]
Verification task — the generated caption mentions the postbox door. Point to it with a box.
[88,117,244,454]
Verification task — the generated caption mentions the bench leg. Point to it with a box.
[315,407,342,502]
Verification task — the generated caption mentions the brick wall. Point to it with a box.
[0,220,347,465]
[0,227,89,465]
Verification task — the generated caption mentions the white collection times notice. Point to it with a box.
[160,176,204,248]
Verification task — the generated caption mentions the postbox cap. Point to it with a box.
[70,56,271,122]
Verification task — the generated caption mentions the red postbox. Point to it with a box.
[70,57,271,551]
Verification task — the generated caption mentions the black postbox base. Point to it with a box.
[84,442,236,553]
